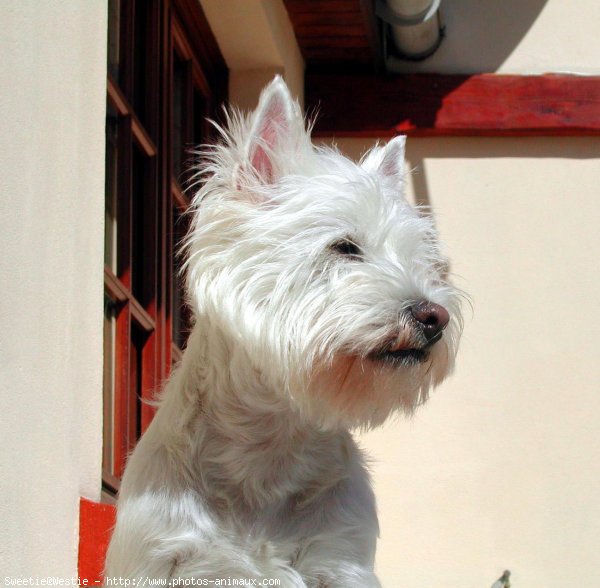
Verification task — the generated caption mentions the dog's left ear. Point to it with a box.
[244,76,301,185]
[378,135,406,181]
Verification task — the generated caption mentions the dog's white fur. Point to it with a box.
[105,77,462,587]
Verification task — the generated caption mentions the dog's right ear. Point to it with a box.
[360,135,407,189]
[378,135,406,181]
[240,76,301,187]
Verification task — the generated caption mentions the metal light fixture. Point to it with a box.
[376,0,444,61]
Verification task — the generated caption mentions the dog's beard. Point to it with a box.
[305,337,452,430]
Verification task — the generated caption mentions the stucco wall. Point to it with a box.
[0,0,106,577]
[333,136,600,587]
[387,0,600,74]
[325,3,600,584]
[200,0,304,109]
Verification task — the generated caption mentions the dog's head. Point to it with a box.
[186,77,463,429]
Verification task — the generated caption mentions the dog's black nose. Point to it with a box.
[410,301,450,341]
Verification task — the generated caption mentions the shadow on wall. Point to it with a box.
[406,136,599,210]
[388,0,550,74]
[408,137,600,213]
[333,136,599,211]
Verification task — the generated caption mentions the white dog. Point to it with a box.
[105,77,462,587]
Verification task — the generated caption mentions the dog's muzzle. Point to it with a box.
[370,300,450,366]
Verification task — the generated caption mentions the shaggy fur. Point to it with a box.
[105,77,462,587]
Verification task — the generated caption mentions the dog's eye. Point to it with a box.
[330,238,362,259]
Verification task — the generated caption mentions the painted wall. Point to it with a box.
[321,3,600,584]
[336,136,600,588]
[387,0,600,74]
[200,0,304,110]
[0,0,106,578]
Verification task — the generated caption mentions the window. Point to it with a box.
[103,0,227,494]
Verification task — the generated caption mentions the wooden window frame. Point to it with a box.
[102,0,226,494]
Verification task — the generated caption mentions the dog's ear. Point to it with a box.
[378,135,406,180]
[243,76,301,185]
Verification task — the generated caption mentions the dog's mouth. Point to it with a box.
[369,331,443,367]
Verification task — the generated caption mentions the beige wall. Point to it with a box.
[0,0,106,577]
[324,3,600,583]
[387,0,600,74]
[200,0,304,110]
[336,136,600,587]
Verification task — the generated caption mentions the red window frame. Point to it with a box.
[102,0,227,494]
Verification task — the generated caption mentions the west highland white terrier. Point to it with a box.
[105,77,462,587]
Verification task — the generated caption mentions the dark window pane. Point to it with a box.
[131,146,153,305]
[133,0,151,131]
[172,207,191,349]
[193,88,207,148]
[105,103,119,270]
[107,0,121,79]
[130,324,146,447]
[173,54,186,182]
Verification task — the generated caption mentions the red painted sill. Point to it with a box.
[78,498,116,584]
